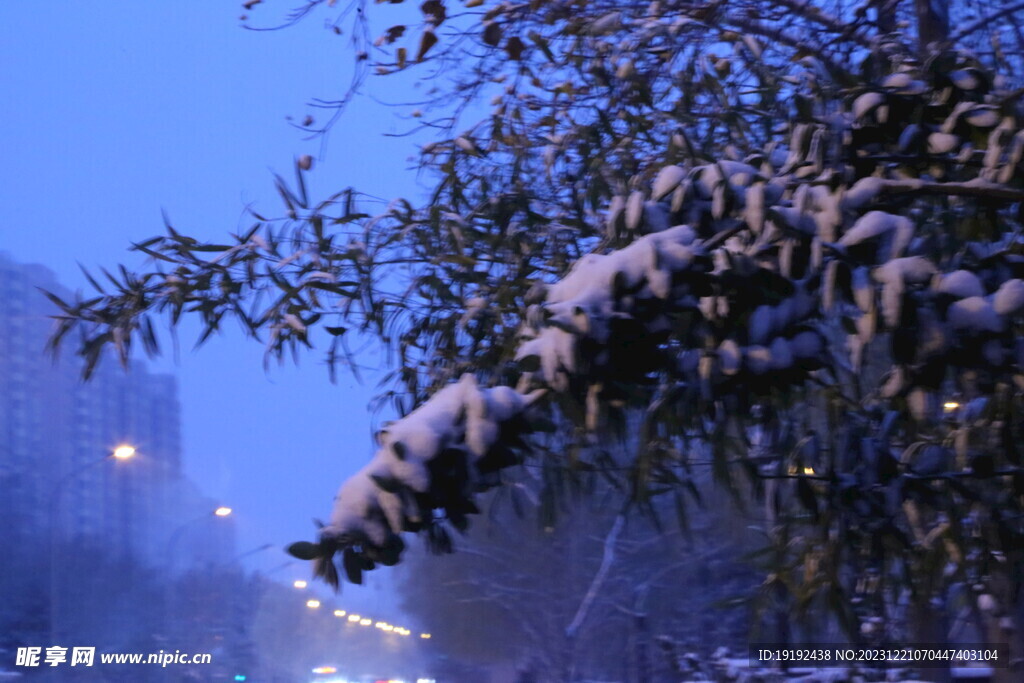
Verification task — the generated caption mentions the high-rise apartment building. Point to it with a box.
[0,251,233,568]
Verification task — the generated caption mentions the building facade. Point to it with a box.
[0,251,234,571]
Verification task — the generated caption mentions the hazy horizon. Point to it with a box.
[0,1,429,620]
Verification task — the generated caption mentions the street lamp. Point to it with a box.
[164,506,231,577]
[164,506,234,640]
[49,445,137,644]
[167,506,234,573]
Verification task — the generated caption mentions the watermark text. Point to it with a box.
[15,646,212,668]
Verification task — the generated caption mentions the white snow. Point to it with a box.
[977,593,997,612]
[309,65,1024,584]
[936,270,986,299]
[839,211,914,263]
[964,106,1000,128]
[993,278,1024,316]
[643,200,671,233]
[950,69,981,90]
[605,195,625,237]
[947,297,1004,333]
[744,345,772,375]
[692,160,759,198]
[516,326,578,391]
[324,375,542,546]
[790,330,824,362]
[625,190,645,231]
[652,164,686,200]
[874,257,937,327]
[852,266,875,314]
[840,176,885,211]
[718,339,741,375]
[928,132,960,154]
[852,91,885,121]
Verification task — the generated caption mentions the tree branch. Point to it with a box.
[769,0,873,48]
[877,178,1024,203]
[722,13,850,80]
[565,514,625,639]
[949,1,1024,43]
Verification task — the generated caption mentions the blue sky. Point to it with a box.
[0,2,428,611]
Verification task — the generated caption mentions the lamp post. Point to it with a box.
[49,445,136,645]
[164,506,233,642]
[167,506,233,572]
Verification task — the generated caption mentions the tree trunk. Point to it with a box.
[909,597,952,683]
[874,0,897,34]
[915,0,949,53]
[983,567,1023,683]
[630,588,651,683]
[632,612,651,683]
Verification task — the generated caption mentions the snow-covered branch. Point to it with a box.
[287,375,544,587]
[286,44,1024,592]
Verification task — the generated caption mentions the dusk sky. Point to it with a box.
[1,2,427,610]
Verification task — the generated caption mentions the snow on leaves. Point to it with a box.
[292,49,1024,586]
[290,374,543,587]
